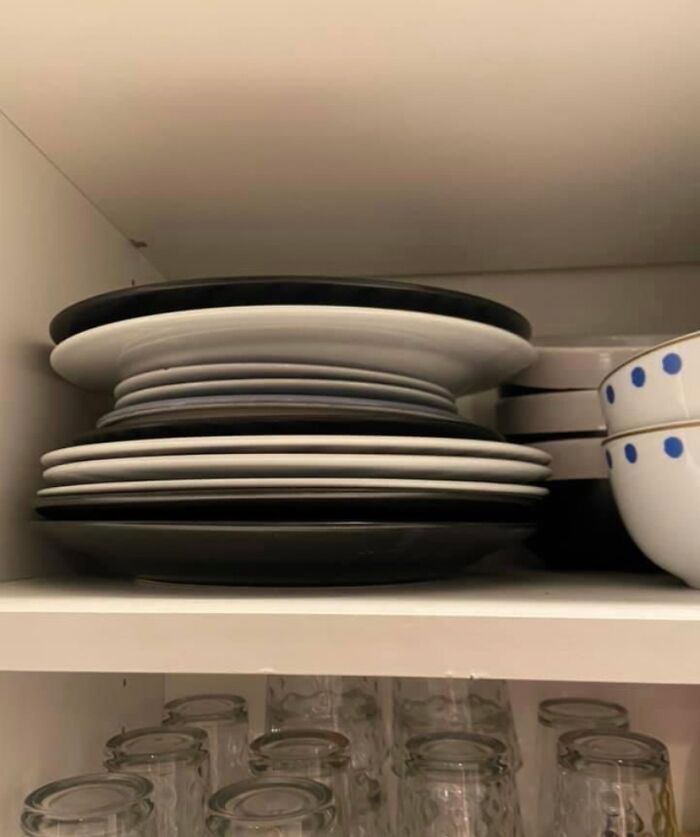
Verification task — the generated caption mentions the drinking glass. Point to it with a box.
[553,729,678,836]
[249,728,354,835]
[391,677,522,774]
[105,725,209,837]
[20,772,155,836]
[536,698,629,836]
[206,776,337,835]
[266,675,389,835]
[397,731,521,836]
[163,693,249,790]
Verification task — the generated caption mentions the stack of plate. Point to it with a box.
[497,336,668,572]
[34,277,550,585]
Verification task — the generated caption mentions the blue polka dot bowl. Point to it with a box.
[599,332,698,435]
[603,420,700,586]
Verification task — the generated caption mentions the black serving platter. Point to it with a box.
[34,492,540,523]
[35,518,535,585]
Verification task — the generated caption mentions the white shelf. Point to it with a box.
[2,572,700,682]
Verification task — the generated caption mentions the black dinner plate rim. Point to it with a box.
[74,415,503,445]
[50,276,532,344]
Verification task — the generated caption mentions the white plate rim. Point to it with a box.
[114,361,453,399]
[42,453,551,486]
[114,377,457,412]
[50,305,535,394]
[40,435,551,468]
[38,477,549,498]
[96,395,457,428]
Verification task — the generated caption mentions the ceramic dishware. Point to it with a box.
[496,390,605,437]
[508,334,671,391]
[40,435,550,469]
[42,453,551,487]
[603,420,700,585]
[600,332,700,435]
[50,306,534,394]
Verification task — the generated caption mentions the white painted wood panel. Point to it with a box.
[1,2,700,277]
[2,573,700,683]
[0,112,161,581]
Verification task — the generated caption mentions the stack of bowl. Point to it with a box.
[496,336,668,571]
[33,276,552,585]
[600,332,700,587]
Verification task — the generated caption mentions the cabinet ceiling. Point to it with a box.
[1,1,699,278]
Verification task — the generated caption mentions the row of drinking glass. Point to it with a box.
[19,676,679,835]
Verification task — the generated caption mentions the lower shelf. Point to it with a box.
[1,571,699,681]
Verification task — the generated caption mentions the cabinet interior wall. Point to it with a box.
[4,54,700,837]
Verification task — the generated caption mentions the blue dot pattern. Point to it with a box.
[624,443,638,464]
[664,437,684,458]
[662,352,682,375]
[605,450,613,468]
[606,384,615,404]
[631,367,646,387]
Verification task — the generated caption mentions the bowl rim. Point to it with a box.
[603,418,700,445]
[599,329,700,388]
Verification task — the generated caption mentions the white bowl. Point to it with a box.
[603,421,700,586]
[496,390,605,436]
[532,437,606,481]
[600,332,700,435]
[509,334,671,390]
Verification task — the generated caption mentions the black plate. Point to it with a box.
[35,519,535,585]
[50,276,531,344]
[34,492,540,523]
[74,415,503,445]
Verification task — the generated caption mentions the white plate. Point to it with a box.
[508,334,673,390]
[50,305,535,394]
[114,362,453,400]
[496,390,605,436]
[114,377,457,412]
[41,435,551,468]
[96,394,457,428]
[534,437,607,481]
[43,453,551,486]
[38,477,549,498]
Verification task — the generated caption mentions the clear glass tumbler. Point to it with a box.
[249,728,354,835]
[206,776,337,836]
[391,677,522,774]
[105,725,209,837]
[397,731,521,836]
[552,729,678,836]
[163,693,249,790]
[20,772,155,836]
[536,698,630,836]
[266,675,389,836]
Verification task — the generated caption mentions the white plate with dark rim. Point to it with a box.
[496,390,605,436]
[114,362,453,400]
[534,437,607,481]
[41,435,551,469]
[508,334,673,390]
[42,453,551,486]
[113,377,457,412]
[50,306,535,394]
[38,477,549,498]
